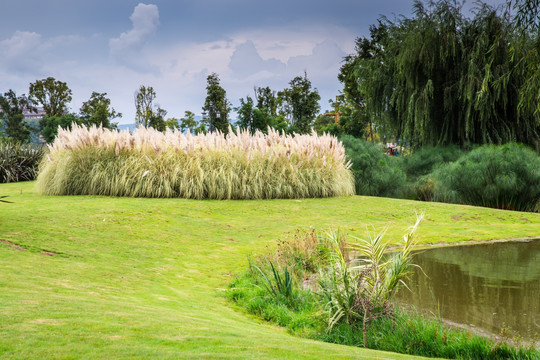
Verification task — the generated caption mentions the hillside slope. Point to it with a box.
[1,181,538,359]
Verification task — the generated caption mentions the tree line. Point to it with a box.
[0,72,328,144]
[2,0,538,148]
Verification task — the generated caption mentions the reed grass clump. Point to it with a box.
[36,125,355,199]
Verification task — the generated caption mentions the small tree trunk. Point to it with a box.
[362,312,368,348]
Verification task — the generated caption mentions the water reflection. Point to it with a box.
[395,240,540,343]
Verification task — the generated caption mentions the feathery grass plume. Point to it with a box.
[36,124,355,199]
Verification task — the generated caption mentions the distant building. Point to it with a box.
[23,106,46,120]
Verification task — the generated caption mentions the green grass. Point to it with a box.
[1,181,539,359]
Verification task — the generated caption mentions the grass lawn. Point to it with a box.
[1,181,538,359]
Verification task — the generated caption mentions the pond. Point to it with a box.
[395,240,540,345]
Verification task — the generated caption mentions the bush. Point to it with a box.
[433,143,540,212]
[228,225,539,359]
[401,145,464,180]
[321,310,538,360]
[0,141,45,183]
[36,125,355,199]
[399,145,465,201]
[340,135,406,198]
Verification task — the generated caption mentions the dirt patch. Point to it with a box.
[30,319,62,325]
[41,250,59,256]
[0,239,26,251]
[1,239,61,256]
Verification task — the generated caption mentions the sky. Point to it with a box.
[0,0,508,124]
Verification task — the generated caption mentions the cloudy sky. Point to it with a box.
[1,0,507,124]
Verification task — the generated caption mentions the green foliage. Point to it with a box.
[134,85,166,130]
[79,92,121,129]
[342,1,540,148]
[313,114,340,136]
[28,77,72,118]
[228,269,319,334]
[0,141,44,183]
[254,86,278,117]
[400,145,465,200]
[227,221,538,360]
[339,135,406,198]
[235,96,276,134]
[277,72,321,134]
[148,107,167,132]
[229,221,539,359]
[321,310,538,360]
[178,111,195,132]
[319,217,422,347]
[39,114,82,143]
[401,145,465,180]
[202,73,230,134]
[252,260,295,302]
[512,0,540,31]
[433,143,540,212]
[0,90,34,143]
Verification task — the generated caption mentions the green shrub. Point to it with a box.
[36,125,355,199]
[321,310,538,360]
[398,145,464,201]
[228,224,539,359]
[339,135,406,198]
[433,143,540,212]
[401,145,465,179]
[0,141,45,183]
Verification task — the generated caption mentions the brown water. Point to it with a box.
[395,240,540,344]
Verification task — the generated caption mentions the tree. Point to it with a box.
[202,73,230,134]
[79,92,121,129]
[236,96,256,132]
[254,86,278,117]
[0,90,35,142]
[511,0,540,31]
[148,106,167,132]
[40,114,81,143]
[338,28,386,141]
[165,117,180,130]
[133,85,168,131]
[344,0,539,148]
[277,72,321,133]
[178,111,204,133]
[134,85,156,128]
[29,77,72,118]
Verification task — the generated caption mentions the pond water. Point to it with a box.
[395,240,540,344]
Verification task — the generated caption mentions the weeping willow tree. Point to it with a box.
[340,0,540,149]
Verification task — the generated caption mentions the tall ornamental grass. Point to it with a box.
[36,125,355,199]
[1,141,45,183]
